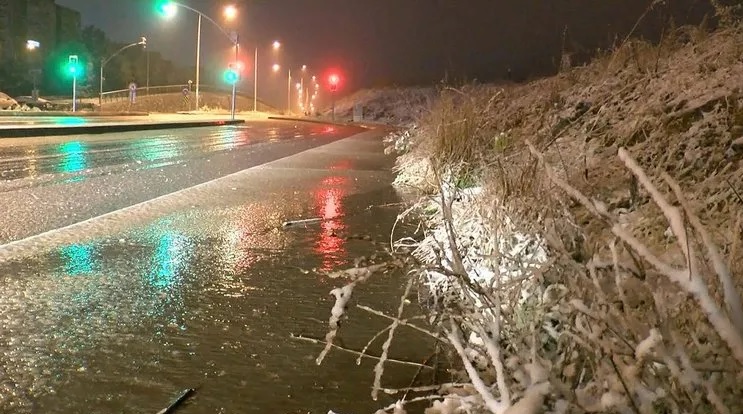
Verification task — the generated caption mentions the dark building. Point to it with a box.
[0,0,80,93]
[55,3,81,45]
[0,0,80,62]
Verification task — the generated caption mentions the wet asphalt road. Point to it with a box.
[0,123,433,413]
[0,116,149,126]
[0,120,364,244]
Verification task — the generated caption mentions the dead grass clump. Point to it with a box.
[366,18,743,414]
[416,86,502,180]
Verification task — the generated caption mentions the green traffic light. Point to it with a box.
[155,0,177,18]
[224,69,239,85]
[67,63,83,76]
[61,60,84,78]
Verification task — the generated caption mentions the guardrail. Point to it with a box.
[99,84,256,103]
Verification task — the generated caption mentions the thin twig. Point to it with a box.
[383,382,469,395]
[356,325,393,365]
[609,355,641,414]
[372,278,414,400]
[357,305,445,341]
[292,334,433,369]
[727,178,743,205]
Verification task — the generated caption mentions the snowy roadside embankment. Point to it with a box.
[317,23,743,414]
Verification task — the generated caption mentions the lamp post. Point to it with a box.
[301,65,306,114]
[160,2,238,112]
[285,64,307,115]
[99,37,146,108]
[287,68,292,115]
[252,40,281,112]
[26,40,41,98]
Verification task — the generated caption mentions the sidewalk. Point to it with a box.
[0,112,276,138]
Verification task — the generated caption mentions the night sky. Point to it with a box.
[55,0,711,103]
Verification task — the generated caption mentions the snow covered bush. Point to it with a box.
[314,18,743,414]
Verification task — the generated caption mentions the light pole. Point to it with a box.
[99,37,146,107]
[252,40,281,112]
[160,2,238,112]
[233,38,239,120]
[285,64,307,115]
[299,64,307,115]
[287,68,292,114]
[26,40,41,98]
[146,49,150,95]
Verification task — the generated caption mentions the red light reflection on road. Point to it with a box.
[312,175,349,272]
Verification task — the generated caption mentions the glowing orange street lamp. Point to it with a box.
[224,4,237,20]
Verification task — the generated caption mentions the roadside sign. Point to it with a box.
[128,81,137,104]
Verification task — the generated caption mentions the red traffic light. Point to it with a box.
[328,73,340,92]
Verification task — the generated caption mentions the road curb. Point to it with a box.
[0,119,245,138]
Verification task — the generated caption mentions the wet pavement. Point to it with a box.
[0,127,433,413]
[0,120,364,244]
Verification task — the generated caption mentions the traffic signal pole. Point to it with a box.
[231,82,236,120]
[232,33,239,120]
[72,73,77,112]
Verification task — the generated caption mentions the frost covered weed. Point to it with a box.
[316,19,743,414]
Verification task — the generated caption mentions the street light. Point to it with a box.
[252,40,281,111]
[223,4,237,20]
[26,40,41,98]
[159,1,238,112]
[284,65,307,115]
[99,37,146,108]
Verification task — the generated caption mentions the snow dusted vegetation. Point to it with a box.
[326,86,437,127]
[317,17,743,414]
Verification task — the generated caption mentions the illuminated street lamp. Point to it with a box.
[285,64,308,115]
[158,1,238,111]
[26,40,41,97]
[99,37,146,107]
[252,39,281,111]
[223,4,238,20]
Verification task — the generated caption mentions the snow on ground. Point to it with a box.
[326,87,437,127]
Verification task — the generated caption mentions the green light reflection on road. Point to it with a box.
[149,232,190,290]
[57,141,87,174]
[61,244,96,275]
[57,117,86,126]
[129,138,181,162]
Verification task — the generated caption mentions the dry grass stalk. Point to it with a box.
[315,16,743,414]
